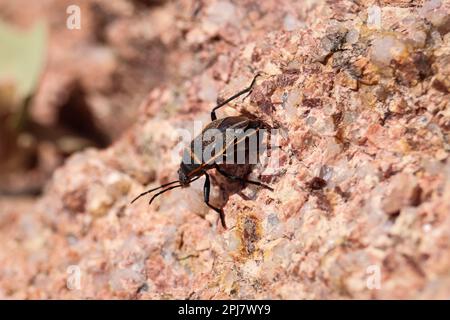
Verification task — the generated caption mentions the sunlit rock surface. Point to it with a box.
[0,0,449,299]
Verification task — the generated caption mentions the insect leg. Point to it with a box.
[203,173,227,229]
[214,165,274,191]
[210,73,260,121]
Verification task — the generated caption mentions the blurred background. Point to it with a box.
[0,0,183,196]
[0,0,307,199]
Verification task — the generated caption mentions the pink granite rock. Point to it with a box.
[0,0,449,299]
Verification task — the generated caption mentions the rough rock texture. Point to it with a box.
[1,0,450,299]
[0,0,182,193]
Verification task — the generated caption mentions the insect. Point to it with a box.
[131,74,273,228]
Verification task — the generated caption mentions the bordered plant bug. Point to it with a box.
[131,74,274,228]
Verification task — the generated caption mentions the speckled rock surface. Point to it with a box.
[0,0,449,299]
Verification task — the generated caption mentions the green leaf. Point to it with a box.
[0,20,47,100]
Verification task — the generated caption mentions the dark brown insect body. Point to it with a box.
[131,75,273,228]
[178,116,266,184]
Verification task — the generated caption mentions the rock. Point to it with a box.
[367,5,382,30]
[381,173,422,216]
[419,0,450,34]
[0,0,449,300]
[315,26,348,62]
[371,35,407,66]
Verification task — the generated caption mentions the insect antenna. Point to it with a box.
[148,184,182,205]
[131,175,202,205]
[130,179,180,204]
[148,175,202,204]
